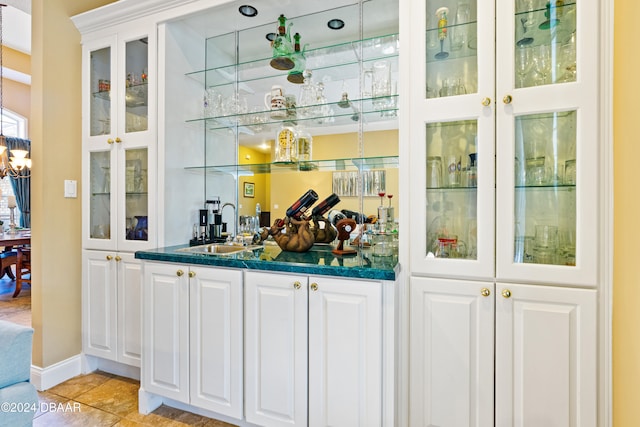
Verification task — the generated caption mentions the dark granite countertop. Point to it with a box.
[135,242,398,281]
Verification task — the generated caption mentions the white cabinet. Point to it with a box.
[244,271,308,427]
[494,282,597,427]
[141,262,243,419]
[82,250,142,367]
[245,271,384,427]
[409,278,494,427]
[80,25,157,252]
[410,277,597,427]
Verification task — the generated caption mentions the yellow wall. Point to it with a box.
[613,1,638,424]
[238,146,268,217]
[30,0,117,368]
[4,47,31,129]
[269,130,399,221]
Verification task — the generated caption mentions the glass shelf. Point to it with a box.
[513,1,576,48]
[425,21,478,64]
[93,83,148,108]
[186,95,399,134]
[184,155,399,177]
[515,184,575,191]
[186,33,400,88]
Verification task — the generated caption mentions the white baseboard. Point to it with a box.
[31,354,83,391]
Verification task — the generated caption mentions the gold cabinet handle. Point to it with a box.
[481,288,491,297]
[481,97,491,106]
[107,138,114,145]
[176,270,184,277]
[189,271,196,278]
[503,95,513,104]
[310,283,318,291]
[502,289,512,298]
[293,281,301,289]
[115,137,122,143]
[115,255,121,262]
[106,255,113,261]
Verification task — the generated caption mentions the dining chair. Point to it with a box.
[13,247,30,298]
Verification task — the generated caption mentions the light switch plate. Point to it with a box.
[64,180,77,198]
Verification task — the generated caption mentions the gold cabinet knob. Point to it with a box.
[107,138,114,145]
[115,137,122,143]
[176,270,184,277]
[481,288,491,297]
[293,281,301,289]
[115,255,121,262]
[310,283,318,291]
[503,95,513,104]
[502,289,512,298]
[189,271,196,278]
[481,97,491,106]
[106,255,113,261]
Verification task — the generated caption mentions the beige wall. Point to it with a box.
[30,0,117,368]
[613,1,638,424]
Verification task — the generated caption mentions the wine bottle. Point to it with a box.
[286,189,319,220]
[305,193,340,219]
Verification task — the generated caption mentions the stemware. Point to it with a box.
[516,0,536,46]
[534,44,552,85]
[434,7,449,60]
[450,3,470,51]
[515,46,534,88]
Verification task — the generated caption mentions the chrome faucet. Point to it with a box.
[221,202,236,240]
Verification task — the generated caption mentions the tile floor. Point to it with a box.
[0,276,238,426]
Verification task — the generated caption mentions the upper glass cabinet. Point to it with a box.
[425,1,478,98]
[410,0,598,286]
[514,1,576,88]
[90,46,111,137]
[87,35,150,143]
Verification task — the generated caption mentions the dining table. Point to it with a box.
[0,229,30,280]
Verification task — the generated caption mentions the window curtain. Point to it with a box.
[5,137,31,228]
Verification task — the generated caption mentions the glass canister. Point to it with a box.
[275,125,298,163]
[296,127,313,162]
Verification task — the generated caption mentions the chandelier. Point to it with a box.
[0,4,31,179]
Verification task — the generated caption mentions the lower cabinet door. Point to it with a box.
[409,277,495,427]
[495,283,597,427]
[117,252,142,366]
[189,267,243,419]
[83,250,118,360]
[245,271,308,427]
[142,262,190,403]
[308,276,382,427]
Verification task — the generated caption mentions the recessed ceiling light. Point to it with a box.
[265,32,276,42]
[327,19,345,30]
[238,5,258,17]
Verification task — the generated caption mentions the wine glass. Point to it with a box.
[435,7,450,60]
[515,46,534,88]
[517,0,536,46]
[534,44,552,85]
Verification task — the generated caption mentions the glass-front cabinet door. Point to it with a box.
[411,0,596,286]
[495,0,598,287]
[82,28,156,251]
[410,0,496,279]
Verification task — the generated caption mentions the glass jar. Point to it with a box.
[296,127,313,162]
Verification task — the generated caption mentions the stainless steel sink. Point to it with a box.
[178,244,262,256]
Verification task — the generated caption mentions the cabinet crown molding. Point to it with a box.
[71,0,200,34]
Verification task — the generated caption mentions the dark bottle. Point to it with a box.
[286,189,319,220]
[307,193,340,218]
